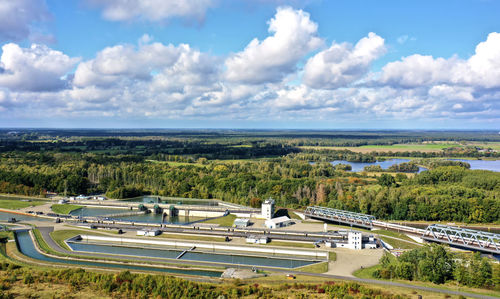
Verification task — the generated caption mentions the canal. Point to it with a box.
[15,231,223,277]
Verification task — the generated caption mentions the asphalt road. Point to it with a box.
[34,226,498,299]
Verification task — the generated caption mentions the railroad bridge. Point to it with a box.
[304,206,500,254]
[422,224,500,254]
[304,206,375,229]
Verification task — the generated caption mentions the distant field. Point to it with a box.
[301,141,500,153]
[300,143,456,153]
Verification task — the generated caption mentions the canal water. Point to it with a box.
[0,211,52,222]
[69,207,203,224]
[67,240,319,268]
[15,231,222,277]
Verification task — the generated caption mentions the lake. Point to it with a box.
[329,159,427,173]
[449,159,500,172]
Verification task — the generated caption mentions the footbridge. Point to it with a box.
[304,206,375,229]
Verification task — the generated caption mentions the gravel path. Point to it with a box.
[327,248,384,277]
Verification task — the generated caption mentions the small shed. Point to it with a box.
[233,218,250,228]
[264,216,292,229]
[137,229,160,237]
[246,235,268,244]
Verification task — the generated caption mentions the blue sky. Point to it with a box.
[0,0,499,129]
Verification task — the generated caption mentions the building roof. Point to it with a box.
[234,218,250,224]
[265,216,291,224]
[263,198,275,204]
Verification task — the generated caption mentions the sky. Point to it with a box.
[0,0,499,129]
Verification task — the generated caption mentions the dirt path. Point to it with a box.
[327,248,384,277]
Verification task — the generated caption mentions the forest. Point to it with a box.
[0,129,499,223]
[374,244,500,289]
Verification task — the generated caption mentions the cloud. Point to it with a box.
[225,6,322,84]
[303,32,386,89]
[73,42,187,87]
[85,0,214,23]
[0,0,52,42]
[0,3,498,128]
[379,32,500,89]
[0,43,79,91]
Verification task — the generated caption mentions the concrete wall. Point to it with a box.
[80,235,327,259]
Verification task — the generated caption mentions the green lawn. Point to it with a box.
[373,229,416,242]
[264,240,315,248]
[380,237,421,250]
[158,233,226,243]
[0,198,47,210]
[328,251,337,261]
[296,261,328,273]
[51,204,82,215]
[289,211,303,220]
[353,263,384,279]
[201,214,237,227]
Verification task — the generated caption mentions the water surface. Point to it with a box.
[329,159,427,173]
[15,231,222,277]
[68,241,318,268]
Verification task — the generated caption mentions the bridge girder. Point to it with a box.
[423,224,500,254]
[304,206,375,228]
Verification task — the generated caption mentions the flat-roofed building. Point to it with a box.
[264,216,291,229]
[234,218,250,228]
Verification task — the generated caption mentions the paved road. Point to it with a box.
[34,226,498,299]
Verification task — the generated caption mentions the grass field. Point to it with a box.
[158,233,226,242]
[264,240,315,248]
[201,214,236,227]
[0,198,47,210]
[296,261,328,273]
[51,204,82,214]
[380,237,421,250]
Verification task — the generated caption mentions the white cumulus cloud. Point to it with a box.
[225,6,323,84]
[0,43,79,91]
[303,32,386,89]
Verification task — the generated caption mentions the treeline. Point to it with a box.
[1,149,499,223]
[298,148,499,159]
[0,139,298,160]
[0,263,406,299]
[374,245,500,289]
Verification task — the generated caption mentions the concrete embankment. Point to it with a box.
[78,235,328,259]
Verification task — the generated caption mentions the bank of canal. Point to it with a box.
[14,230,223,277]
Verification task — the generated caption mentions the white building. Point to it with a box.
[137,229,160,237]
[261,198,275,220]
[233,218,250,228]
[246,235,268,244]
[264,216,291,229]
[334,231,363,250]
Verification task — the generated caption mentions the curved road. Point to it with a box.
[34,226,497,299]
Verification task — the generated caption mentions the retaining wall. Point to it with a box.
[79,235,327,259]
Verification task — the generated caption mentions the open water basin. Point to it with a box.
[69,207,203,224]
[66,239,320,269]
[15,231,222,277]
